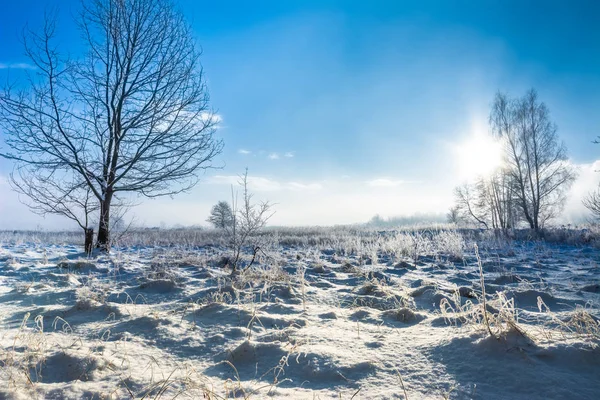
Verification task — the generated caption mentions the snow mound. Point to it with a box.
[393,261,417,270]
[381,307,427,325]
[507,289,583,311]
[111,315,172,339]
[57,260,106,273]
[64,299,124,319]
[290,353,376,386]
[225,340,286,365]
[410,285,450,310]
[581,283,600,293]
[492,274,521,285]
[318,311,338,320]
[31,352,101,383]
[138,279,181,292]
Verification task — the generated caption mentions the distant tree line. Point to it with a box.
[368,213,446,228]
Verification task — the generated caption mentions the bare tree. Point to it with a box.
[207,200,234,229]
[453,183,489,229]
[446,205,461,225]
[224,169,275,274]
[583,190,600,220]
[452,172,520,231]
[490,89,576,231]
[0,0,223,250]
[9,167,98,253]
[583,138,600,220]
[478,170,520,231]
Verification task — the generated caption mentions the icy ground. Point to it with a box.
[0,236,599,399]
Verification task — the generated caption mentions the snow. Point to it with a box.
[0,232,599,399]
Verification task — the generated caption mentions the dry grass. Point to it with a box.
[440,245,531,342]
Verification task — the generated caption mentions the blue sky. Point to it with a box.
[1,0,600,228]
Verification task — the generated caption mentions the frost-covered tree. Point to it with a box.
[225,170,275,273]
[446,206,461,225]
[452,89,575,231]
[490,89,576,230]
[583,139,600,220]
[583,189,600,220]
[207,201,234,229]
[453,183,489,229]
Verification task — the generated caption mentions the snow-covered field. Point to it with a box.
[0,229,599,399]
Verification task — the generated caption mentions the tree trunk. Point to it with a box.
[527,217,535,230]
[533,198,540,231]
[84,228,94,255]
[519,196,535,229]
[96,191,113,251]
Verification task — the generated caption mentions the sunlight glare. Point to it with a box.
[455,133,503,181]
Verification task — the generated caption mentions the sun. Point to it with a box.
[455,133,503,181]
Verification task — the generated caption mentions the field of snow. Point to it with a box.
[0,228,599,399]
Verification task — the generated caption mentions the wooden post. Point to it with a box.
[85,228,94,256]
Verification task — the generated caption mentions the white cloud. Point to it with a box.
[207,175,322,192]
[268,153,280,160]
[154,111,222,132]
[287,182,322,191]
[0,62,36,70]
[561,160,600,223]
[366,178,406,187]
[207,175,239,187]
[199,111,222,125]
[207,175,281,191]
[248,177,282,191]
[238,149,251,155]
[284,152,295,158]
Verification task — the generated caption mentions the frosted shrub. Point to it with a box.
[435,230,465,261]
